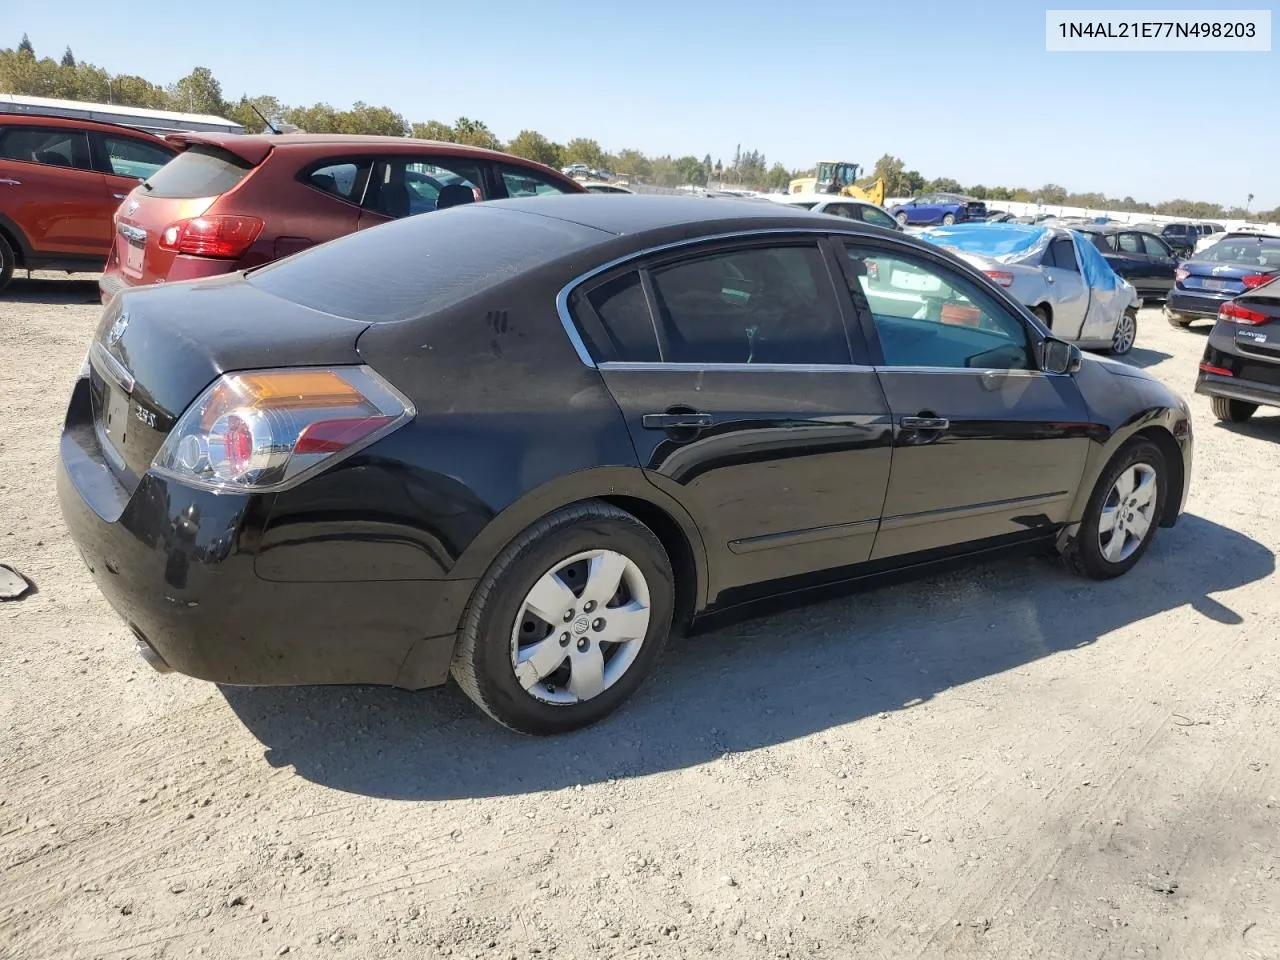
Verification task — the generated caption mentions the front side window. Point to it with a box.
[364,157,483,218]
[647,244,849,365]
[1116,233,1143,254]
[844,244,1033,371]
[0,127,92,171]
[1141,233,1171,257]
[100,135,173,180]
[860,206,898,229]
[822,203,859,220]
[499,164,577,198]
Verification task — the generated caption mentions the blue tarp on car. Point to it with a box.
[920,222,1126,293]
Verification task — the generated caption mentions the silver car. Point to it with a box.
[920,224,1141,355]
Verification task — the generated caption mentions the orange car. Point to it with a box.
[0,113,177,292]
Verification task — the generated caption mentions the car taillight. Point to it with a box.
[1241,273,1276,290]
[1218,301,1270,325]
[985,270,1014,287]
[1175,267,1189,283]
[157,216,265,258]
[152,366,413,492]
[1199,363,1233,376]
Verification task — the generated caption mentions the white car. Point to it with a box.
[1194,224,1280,255]
[768,192,902,230]
[919,223,1141,355]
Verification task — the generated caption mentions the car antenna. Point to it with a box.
[250,103,281,135]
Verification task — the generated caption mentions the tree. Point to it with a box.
[169,66,226,115]
[17,34,33,56]
[340,101,408,136]
[506,129,561,168]
[872,154,909,195]
[285,102,341,133]
[412,120,455,142]
[453,117,500,150]
[673,155,707,186]
[613,148,651,180]
[227,95,285,133]
[1038,183,1069,204]
[967,184,989,200]
[926,177,963,193]
[765,163,792,191]
[564,137,605,168]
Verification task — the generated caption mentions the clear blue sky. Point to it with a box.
[11,0,1278,208]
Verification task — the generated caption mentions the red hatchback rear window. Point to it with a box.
[142,144,253,199]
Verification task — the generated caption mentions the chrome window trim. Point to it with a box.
[555,226,879,369]
[598,361,874,374]
[90,341,136,394]
[117,222,146,244]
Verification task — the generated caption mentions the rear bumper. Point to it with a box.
[56,376,471,690]
[1195,372,1280,408]
[99,257,241,304]
[1168,289,1230,318]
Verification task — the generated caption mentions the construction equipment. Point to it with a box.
[789,160,886,207]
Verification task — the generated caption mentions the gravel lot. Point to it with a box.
[2,276,1279,960]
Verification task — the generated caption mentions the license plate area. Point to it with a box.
[1201,278,1229,291]
[124,239,145,277]
[103,382,131,453]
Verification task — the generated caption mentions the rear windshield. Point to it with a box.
[247,205,603,323]
[142,144,253,199]
[1198,238,1280,264]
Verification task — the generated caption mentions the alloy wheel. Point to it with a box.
[1098,462,1158,564]
[510,549,651,705]
[1112,310,1137,354]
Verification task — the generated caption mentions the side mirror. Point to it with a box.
[1040,337,1081,375]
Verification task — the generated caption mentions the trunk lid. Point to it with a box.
[87,274,368,493]
[1181,260,1278,297]
[113,143,262,288]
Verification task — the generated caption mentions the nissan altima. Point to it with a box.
[58,195,1193,735]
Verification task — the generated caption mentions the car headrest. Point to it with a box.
[436,183,474,210]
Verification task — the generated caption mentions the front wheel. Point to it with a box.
[1211,396,1257,423]
[1061,439,1166,580]
[0,233,14,295]
[451,501,675,735]
[895,212,908,226]
[941,213,956,225]
[1108,308,1138,355]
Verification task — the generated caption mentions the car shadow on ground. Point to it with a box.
[2,276,100,305]
[222,514,1271,801]
[1117,346,1172,369]
[1214,413,1280,440]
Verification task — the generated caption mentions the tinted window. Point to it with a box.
[844,244,1033,371]
[1086,233,1114,252]
[823,203,859,220]
[648,244,849,365]
[1141,234,1171,257]
[500,164,577,198]
[1116,233,1143,254]
[860,206,898,229]
[1163,224,1186,238]
[1046,238,1079,272]
[579,272,659,362]
[365,158,483,218]
[1199,238,1280,264]
[143,144,252,198]
[247,205,601,324]
[0,127,91,170]
[100,135,173,180]
[306,161,367,202]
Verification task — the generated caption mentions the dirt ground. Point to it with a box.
[2,275,1279,960]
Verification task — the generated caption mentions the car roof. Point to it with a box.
[485,193,866,236]
[165,131,542,164]
[0,111,174,143]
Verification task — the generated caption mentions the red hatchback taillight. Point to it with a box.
[1241,273,1277,290]
[1218,300,1270,325]
[158,216,265,259]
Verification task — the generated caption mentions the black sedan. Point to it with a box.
[1167,236,1280,328]
[1196,275,1280,422]
[58,195,1193,735]
[1077,225,1180,299]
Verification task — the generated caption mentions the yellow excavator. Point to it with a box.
[789,161,886,207]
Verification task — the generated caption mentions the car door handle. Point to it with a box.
[642,413,713,430]
[900,416,949,431]
[112,192,127,199]
[1045,273,1055,283]
[0,178,20,186]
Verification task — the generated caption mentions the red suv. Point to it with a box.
[101,134,587,303]
[0,114,177,292]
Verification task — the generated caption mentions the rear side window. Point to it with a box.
[647,244,848,365]
[142,144,252,199]
[0,127,92,171]
[100,135,174,180]
[577,272,660,362]
[860,206,898,229]
[1116,233,1143,254]
[1045,238,1079,272]
[306,161,367,202]
[499,164,578,198]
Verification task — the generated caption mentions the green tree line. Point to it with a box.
[2,36,1271,216]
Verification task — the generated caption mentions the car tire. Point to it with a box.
[942,213,956,225]
[1210,396,1257,423]
[895,212,908,226]
[1107,307,1138,355]
[451,500,675,735]
[1061,439,1167,581]
[1033,305,1052,330]
[0,234,14,295]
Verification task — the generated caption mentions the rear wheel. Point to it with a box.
[1061,439,1166,580]
[896,212,908,226]
[451,501,675,735]
[1107,308,1138,355]
[941,213,956,226]
[1211,396,1257,423]
[0,234,14,295]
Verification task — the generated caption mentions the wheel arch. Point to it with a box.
[450,466,710,628]
[0,211,31,267]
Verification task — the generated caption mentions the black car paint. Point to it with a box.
[1196,280,1280,408]
[58,196,1193,691]
[1078,227,1179,298]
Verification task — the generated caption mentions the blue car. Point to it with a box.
[890,192,988,226]
[1166,235,1280,327]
